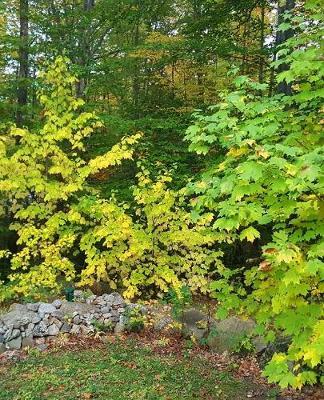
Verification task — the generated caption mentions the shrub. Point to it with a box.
[79,169,223,299]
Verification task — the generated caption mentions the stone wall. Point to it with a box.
[0,291,144,353]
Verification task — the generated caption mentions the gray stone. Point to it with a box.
[259,336,291,368]
[80,325,93,335]
[3,327,12,341]
[6,336,22,350]
[70,324,81,334]
[207,316,261,354]
[0,343,6,354]
[60,302,96,316]
[110,293,125,306]
[47,324,60,336]
[73,315,82,325]
[35,337,45,345]
[252,336,267,354]
[25,323,34,337]
[100,306,111,314]
[216,316,256,335]
[94,298,106,306]
[114,322,125,334]
[70,324,81,335]
[33,321,49,337]
[2,309,36,329]
[22,336,34,348]
[154,316,173,331]
[9,303,26,312]
[42,317,50,327]
[180,309,208,325]
[60,322,71,333]
[36,343,48,352]
[52,299,62,309]
[0,333,4,343]
[179,308,212,340]
[38,303,57,315]
[26,303,40,312]
[49,318,63,329]
[51,310,64,320]
[32,315,42,324]
[5,328,20,342]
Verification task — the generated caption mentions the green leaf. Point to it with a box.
[239,226,260,242]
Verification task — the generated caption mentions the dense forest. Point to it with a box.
[0,0,323,390]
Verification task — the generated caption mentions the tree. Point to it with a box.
[0,57,141,298]
[185,0,324,388]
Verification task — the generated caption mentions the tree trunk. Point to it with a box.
[76,0,95,97]
[132,12,140,118]
[17,0,29,128]
[84,0,95,12]
[275,0,295,95]
[259,2,266,84]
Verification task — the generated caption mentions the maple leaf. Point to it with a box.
[239,226,260,242]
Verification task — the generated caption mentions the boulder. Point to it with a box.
[25,323,35,337]
[49,317,63,330]
[114,322,125,334]
[0,343,6,354]
[38,303,57,315]
[4,328,20,342]
[60,301,96,316]
[100,306,111,314]
[26,303,40,312]
[80,325,94,335]
[52,300,62,309]
[2,309,36,329]
[6,336,22,350]
[22,336,34,348]
[179,308,213,341]
[33,321,49,337]
[73,315,82,325]
[153,316,173,331]
[110,293,125,306]
[9,303,26,312]
[31,315,42,324]
[47,324,60,336]
[60,322,72,333]
[70,324,81,335]
[207,316,265,354]
[36,343,48,352]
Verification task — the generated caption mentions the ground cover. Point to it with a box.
[0,333,277,400]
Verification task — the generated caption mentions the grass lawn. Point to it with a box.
[0,336,276,400]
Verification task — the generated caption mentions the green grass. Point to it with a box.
[0,338,274,400]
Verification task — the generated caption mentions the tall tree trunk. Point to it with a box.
[84,0,95,11]
[17,0,29,128]
[259,2,266,84]
[76,0,95,97]
[132,12,140,118]
[275,0,295,95]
